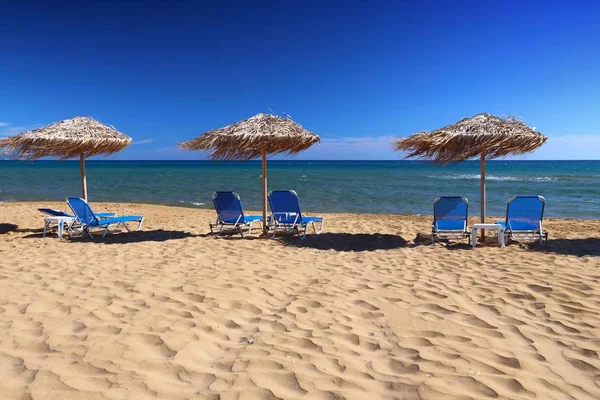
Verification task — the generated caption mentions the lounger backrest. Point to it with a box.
[506,196,545,231]
[268,190,302,222]
[212,192,245,224]
[433,196,468,231]
[38,208,71,217]
[67,197,99,226]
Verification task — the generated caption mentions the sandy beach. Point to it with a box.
[0,202,599,400]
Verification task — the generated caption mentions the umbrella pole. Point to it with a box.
[80,153,88,201]
[480,150,486,241]
[261,147,268,234]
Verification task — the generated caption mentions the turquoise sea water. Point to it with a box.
[0,160,599,219]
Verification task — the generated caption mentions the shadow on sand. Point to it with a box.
[413,232,472,250]
[534,238,600,257]
[419,235,600,256]
[0,223,18,234]
[24,229,203,243]
[279,232,408,252]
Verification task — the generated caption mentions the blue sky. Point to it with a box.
[1,0,599,160]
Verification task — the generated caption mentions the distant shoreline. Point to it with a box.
[1,201,599,221]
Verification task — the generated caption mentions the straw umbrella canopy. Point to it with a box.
[180,113,320,233]
[394,113,547,236]
[0,116,132,200]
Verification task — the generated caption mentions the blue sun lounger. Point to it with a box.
[495,195,548,245]
[432,196,470,242]
[38,208,115,219]
[39,207,116,238]
[210,191,263,237]
[268,190,323,239]
[67,197,144,238]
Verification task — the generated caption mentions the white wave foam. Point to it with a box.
[428,174,557,182]
[178,201,205,206]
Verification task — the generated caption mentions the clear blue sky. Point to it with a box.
[1,0,599,160]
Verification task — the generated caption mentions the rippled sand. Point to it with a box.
[0,202,599,400]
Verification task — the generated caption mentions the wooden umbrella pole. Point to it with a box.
[261,147,268,234]
[480,150,486,241]
[80,153,88,201]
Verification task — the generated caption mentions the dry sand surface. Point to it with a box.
[0,202,599,400]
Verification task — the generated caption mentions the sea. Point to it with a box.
[0,160,598,219]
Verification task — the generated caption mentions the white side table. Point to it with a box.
[43,216,76,239]
[471,223,505,248]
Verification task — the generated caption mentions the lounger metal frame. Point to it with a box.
[503,195,548,246]
[432,196,471,243]
[68,218,144,239]
[267,190,324,240]
[210,215,263,238]
[209,192,262,238]
[67,198,144,239]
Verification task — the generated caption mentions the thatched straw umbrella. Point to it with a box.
[394,113,547,238]
[0,117,132,200]
[180,113,320,233]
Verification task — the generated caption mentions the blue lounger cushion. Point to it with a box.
[220,215,263,224]
[302,216,323,223]
[271,214,323,224]
[39,208,115,218]
[495,220,541,231]
[435,219,466,231]
[93,215,143,227]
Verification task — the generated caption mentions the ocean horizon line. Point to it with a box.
[2,159,599,163]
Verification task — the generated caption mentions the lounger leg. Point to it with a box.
[43,221,50,237]
[471,227,478,248]
[210,219,219,236]
[299,225,308,240]
[317,219,324,234]
[254,220,263,235]
[137,219,143,231]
